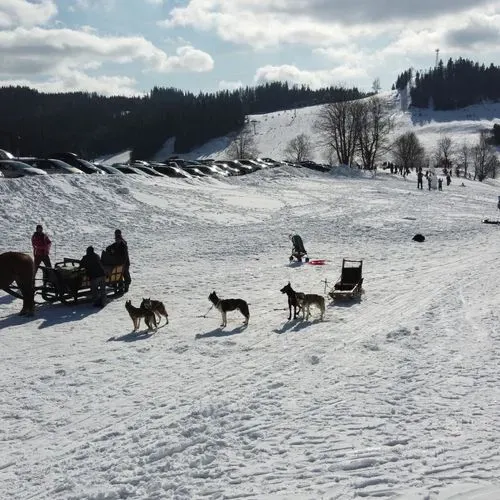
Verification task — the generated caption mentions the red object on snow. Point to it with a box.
[308,259,326,265]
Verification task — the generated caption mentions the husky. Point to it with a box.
[297,293,325,321]
[208,291,249,327]
[125,300,157,332]
[141,297,169,325]
[280,282,304,320]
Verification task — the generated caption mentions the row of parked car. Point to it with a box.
[0,149,331,179]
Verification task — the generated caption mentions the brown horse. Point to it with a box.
[0,252,35,316]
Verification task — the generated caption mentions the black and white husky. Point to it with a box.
[208,291,249,327]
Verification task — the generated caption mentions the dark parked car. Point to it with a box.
[0,160,48,177]
[152,165,193,178]
[49,152,105,174]
[20,158,84,174]
[113,164,149,175]
[132,165,165,177]
[299,160,330,172]
[93,164,124,174]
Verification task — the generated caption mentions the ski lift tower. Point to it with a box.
[435,49,440,67]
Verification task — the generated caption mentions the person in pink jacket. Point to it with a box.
[31,224,52,274]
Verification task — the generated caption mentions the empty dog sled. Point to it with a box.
[329,259,363,301]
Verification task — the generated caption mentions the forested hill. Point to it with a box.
[394,58,500,110]
[0,83,369,160]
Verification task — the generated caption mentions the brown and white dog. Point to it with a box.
[125,300,157,332]
[141,297,169,326]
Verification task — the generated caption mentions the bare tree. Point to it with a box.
[226,126,259,160]
[392,131,426,171]
[372,77,381,94]
[314,100,361,166]
[472,131,498,181]
[458,141,471,177]
[357,97,393,169]
[284,133,313,163]
[434,135,454,168]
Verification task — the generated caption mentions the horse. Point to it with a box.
[0,252,35,316]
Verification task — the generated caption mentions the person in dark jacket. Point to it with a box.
[105,229,131,292]
[417,170,424,190]
[79,246,106,307]
[31,224,52,274]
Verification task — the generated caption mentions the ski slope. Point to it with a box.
[1,166,499,499]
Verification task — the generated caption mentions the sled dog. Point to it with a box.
[208,291,249,327]
[125,300,157,332]
[280,282,304,320]
[141,297,169,325]
[297,293,325,321]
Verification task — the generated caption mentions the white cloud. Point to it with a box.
[0,70,142,97]
[70,0,116,11]
[0,27,214,77]
[161,0,498,50]
[254,64,368,89]
[0,0,57,29]
[162,45,214,72]
[218,80,243,90]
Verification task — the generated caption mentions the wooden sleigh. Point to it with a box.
[5,257,125,305]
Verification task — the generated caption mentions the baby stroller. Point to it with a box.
[289,234,309,263]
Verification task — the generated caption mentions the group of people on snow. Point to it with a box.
[31,226,131,308]
[416,168,451,191]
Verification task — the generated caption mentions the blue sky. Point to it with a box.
[1,0,500,96]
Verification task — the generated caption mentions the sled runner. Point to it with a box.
[329,259,363,301]
[4,257,125,305]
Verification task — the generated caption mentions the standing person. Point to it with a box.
[427,174,432,191]
[438,178,443,191]
[446,174,452,186]
[79,246,106,307]
[417,170,424,190]
[106,229,131,292]
[31,224,52,274]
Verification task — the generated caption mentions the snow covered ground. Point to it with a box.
[1,165,500,499]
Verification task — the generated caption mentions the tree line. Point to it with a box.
[394,58,500,110]
[0,82,369,161]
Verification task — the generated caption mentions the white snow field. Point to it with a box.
[1,165,500,499]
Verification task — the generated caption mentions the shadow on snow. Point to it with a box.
[107,330,155,342]
[273,317,324,334]
[0,302,102,331]
[195,324,248,339]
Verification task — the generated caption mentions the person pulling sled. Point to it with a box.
[289,233,309,263]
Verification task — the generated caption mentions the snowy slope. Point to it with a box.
[1,167,500,499]
[184,91,500,162]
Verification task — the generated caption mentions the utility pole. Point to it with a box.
[435,48,440,68]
